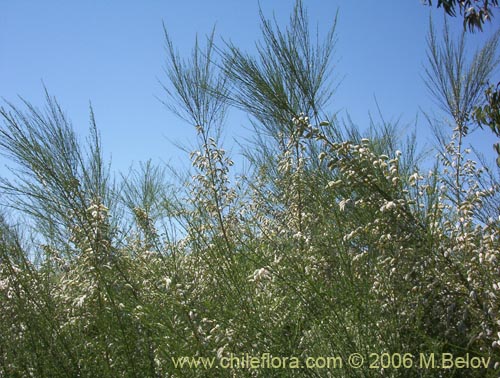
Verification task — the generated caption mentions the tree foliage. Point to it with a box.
[1,1,500,377]
[423,0,500,165]
[424,0,499,31]
[474,82,500,166]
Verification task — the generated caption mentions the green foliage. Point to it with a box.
[424,20,500,136]
[474,82,500,166]
[1,1,500,377]
[423,0,500,166]
[423,0,499,31]
[221,0,337,143]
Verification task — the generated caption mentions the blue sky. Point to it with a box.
[1,1,499,175]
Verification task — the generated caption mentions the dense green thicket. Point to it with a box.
[1,2,499,377]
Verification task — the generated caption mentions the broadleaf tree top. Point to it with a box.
[424,0,499,31]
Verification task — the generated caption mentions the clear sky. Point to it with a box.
[1,1,499,175]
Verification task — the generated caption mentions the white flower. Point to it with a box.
[217,345,227,359]
[380,201,396,212]
[75,295,86,308]
[328,180,342,188]
[249,267,271,282]
[343,231,355,242]
[339,198,351,212]
[409,173,419,184]
[165,277,172,289]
